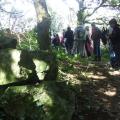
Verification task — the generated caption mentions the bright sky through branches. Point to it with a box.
[0,0,119,32]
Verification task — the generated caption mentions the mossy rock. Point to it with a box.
[0,49,58,85]
[0,36,17,49]
[0,81,74,120]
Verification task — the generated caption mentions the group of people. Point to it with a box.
[51,18,120,69]
[51,26,93,57]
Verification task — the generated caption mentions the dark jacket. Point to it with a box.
[109,25,120,46]
[91,27,102,41]
[64,29,74,44]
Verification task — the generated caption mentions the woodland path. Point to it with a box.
[59,59,120,120]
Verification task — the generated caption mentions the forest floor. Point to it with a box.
[58,52,120,120]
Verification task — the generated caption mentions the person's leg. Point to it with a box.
[65,42,69,53]
[83,41,86,57]
[77,41,81,56]
[93,41,97,61]
[67,42,72,55]
[70,42,74,54]
[97,40,101,61]
[72,41,77,55]
[79,40,86,57]
[77,40,81,55]
[114,44,120,67]
[85,41,91,57]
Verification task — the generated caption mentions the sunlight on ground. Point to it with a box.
[87,74,107,80]
[98,85,117,97]
[66,73,82,85]
[109,71,120,76]
[104,89,116,97]
[59,70,81,85]
[104,84,117,97]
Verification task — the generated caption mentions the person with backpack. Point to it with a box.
[91,22,102,61]
[72,25,86,57]
[109,18,120,68]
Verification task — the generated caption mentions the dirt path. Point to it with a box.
[72,62,120,120]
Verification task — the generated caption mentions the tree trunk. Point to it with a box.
[33,0,58,81]
[33,0,51,50]
[76,0,85,25]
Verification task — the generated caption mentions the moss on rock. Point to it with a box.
[0,49,58,85]
[0,81,74,120]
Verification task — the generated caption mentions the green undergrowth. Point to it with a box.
[0,46,112,120]
[56,47,118,120]
[0,48,74,120]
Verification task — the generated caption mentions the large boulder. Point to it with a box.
[0,31,74,120]
[0,49,58,85]
[0,49,74,120]
[0,81,74,120]
[0,32,17,49]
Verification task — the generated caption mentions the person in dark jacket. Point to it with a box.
[109,18,120,68]
[52,34,60,47]
[91,22,102,61]
[64,27,74,54]
[101,27,108,45]
[72,25,86,57]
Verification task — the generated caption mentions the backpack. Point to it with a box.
[76,26,85,40]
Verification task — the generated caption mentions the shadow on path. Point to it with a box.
[71,62,120,120]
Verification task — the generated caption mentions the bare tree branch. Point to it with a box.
[0,6,22,15]
[102,4,120,9]
[84,0,107,20]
